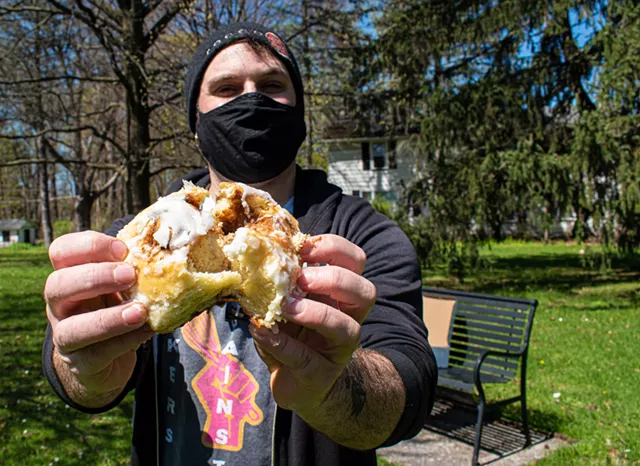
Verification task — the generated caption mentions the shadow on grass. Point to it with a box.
[427,252,640,298]
[424,400,562,464]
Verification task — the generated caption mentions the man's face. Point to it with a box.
[197,42,296,113]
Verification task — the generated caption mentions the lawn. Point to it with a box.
[425,241,640,465]
[0,241,638,465]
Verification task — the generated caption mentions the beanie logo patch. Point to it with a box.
[265,32,289,59]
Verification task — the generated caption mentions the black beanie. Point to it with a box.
[184,22,305,134]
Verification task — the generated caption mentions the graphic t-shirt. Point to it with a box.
[156,197,294,465]
[157,305,275,466]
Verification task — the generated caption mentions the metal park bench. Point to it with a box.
[422,287,538,466]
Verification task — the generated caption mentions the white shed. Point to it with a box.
[323,136,419,202]
[0,219,37,247]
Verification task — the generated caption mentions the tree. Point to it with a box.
[361,0,639,271]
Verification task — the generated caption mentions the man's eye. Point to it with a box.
[215,86,238,96]
[262,81,284,92]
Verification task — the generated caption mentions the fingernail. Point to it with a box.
[284,296,303,315]
[122,304,147,326]
[111,240,128,261]
[301,236,321,256]
[114,264,136,285]
[297,270,312,291]
[251,326,280,347]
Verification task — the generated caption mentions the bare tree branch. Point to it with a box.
[93,169,122,196]
[0,75,119,85]
[1,126,126,156]
[149,163,202,177]
[148,90,182,112]
[143,1,193,52]
[0,158,119,170]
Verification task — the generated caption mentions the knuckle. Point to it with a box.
[348,324,361,348]
[316,303,332,329]
[364,280,377,306]
[43,271,62,304]
[355,246,367,269]
[48,238,64,265]
[85,231,102,257]
[295,347,315,373]
[328,266,344,286]
[52,325,70,352]
[96,308,115,336]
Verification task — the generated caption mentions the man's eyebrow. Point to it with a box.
[206,67,288,83]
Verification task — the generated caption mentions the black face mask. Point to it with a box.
[196,92,306,184]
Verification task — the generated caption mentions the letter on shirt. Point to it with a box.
[216,398,233,415]
[215,429,228,445]
[167,338,180,353]
[222,341,239,356]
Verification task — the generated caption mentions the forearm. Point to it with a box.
[297,348,405,450]
[52,349,125,409]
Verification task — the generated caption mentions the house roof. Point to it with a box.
[0,219,36,230]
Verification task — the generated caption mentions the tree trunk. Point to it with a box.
[123,0,151,214]
[302,0,313,167]
[38,137,53,248]
[50,163,59,223]
[74,190,93,232]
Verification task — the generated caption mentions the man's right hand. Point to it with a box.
[45,231,154,406]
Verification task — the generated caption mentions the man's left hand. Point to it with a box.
[249,234,376,415]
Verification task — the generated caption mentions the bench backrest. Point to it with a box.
[423,287,537,381]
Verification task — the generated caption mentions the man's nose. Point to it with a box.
[243,82,258,94]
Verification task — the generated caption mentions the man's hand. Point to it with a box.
[45,231,153,408]
[249,234,377,414]
[250,234,405,449]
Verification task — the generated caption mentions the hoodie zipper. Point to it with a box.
[271,404,278,466]
[154,334,160,466]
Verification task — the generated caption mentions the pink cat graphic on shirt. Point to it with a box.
[182,312,264,451]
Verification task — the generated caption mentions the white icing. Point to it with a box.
[223,228,261,258]
[123,184,219,266]
[236,182,276,204]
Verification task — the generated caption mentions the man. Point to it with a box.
[42,22,437,465]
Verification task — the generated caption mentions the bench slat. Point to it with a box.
[456,303,530,320]
[448,358,517,378]
[451,326,524,344]
[455,311,526,328]
[452,319,526,337]
[449,349,520,371]
[439,368,512,393]
[450,336,520,353]
[444,365,513,382]
[454,295,532,310]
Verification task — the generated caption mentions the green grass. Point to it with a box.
[1,242,638,465]
[0,244,134,465]
[425,240,640,465]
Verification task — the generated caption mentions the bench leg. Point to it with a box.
[521,362,531,446]
[471,401,485,466]
[521,394,531,446]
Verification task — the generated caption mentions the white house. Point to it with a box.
[0,219,37,247]
[323,136,419,202]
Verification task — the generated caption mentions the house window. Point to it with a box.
[362,191,372,201]
[388,140,397,169]
[372,143,386,169]
[2,231,10,242]
[361,142,370,170]
[352,190,361,197]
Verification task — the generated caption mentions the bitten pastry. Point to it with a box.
[117,181,307,334]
